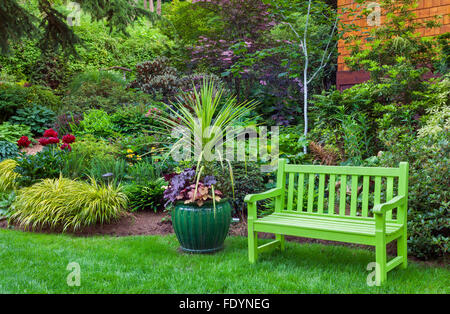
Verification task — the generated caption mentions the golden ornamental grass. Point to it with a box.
[10,176,128,231]
[0,159,21,193]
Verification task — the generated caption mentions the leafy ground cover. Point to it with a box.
[0,229,448,294]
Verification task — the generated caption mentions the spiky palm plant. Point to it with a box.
[157,79,258,203]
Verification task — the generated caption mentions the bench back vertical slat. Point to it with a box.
[279,160,407,223]
[362,175,370,217]
[374,176,382,210]
[328,174,336,215]
[386,177,394,220]
[307,174,315,212]
[318,174,325,214]
[275,159,287,213]
[397,162,409,224]
[297,173,305,212]
[287,172,295,211]
[339,175,347,215]
[350,175,358,216]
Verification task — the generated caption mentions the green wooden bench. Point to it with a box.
[245,159,409,285]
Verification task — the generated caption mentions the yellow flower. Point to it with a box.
[126,154,134,158]
[127,149,133,153]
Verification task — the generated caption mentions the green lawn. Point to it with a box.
[0,229,448,293]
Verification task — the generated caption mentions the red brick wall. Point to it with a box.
[337,0,450,89]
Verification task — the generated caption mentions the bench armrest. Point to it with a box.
[373,195,407,215]
[244,188,283,203]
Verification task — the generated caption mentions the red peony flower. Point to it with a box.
[17,136,31,148]
[47,137,60,144]
[38,137,50,146]
[60,143,72,151]
[43,128,58,138]
[62,134,76,144]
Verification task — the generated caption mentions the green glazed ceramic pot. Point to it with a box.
[171,199,232,253]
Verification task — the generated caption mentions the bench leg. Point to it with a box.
[276,234,285,251]
[248,231,258,263]
[375,238,387,285]
[397,233,408,269]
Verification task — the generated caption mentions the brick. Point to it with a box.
[430,7,439,16]
[417,0,426,9]
[443,14,450,24]
[417,8,430,18]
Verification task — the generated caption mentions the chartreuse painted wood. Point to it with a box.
[245,159,409,285]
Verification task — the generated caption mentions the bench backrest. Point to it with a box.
[275,159,409,223]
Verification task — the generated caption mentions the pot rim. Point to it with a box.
[173,198,230,208]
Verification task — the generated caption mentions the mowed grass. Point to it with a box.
[0,229,448,294]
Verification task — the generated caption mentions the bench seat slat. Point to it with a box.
[255,213,402,236]
[271,211,403,225]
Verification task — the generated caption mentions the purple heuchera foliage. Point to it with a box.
[163,168,196,206]
[203,175,217,187]
[163,168,219,207]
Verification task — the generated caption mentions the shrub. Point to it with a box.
[14,147,68,187]
[226,162,271,215]
[0,122,32,143]
[53,113,83,135]
[111,104,156,135]
[0,159,20,193]
[126,161,163,185]
[61,135,117,180]
[0,191,16,218]
[68,70,126,95]
[75,109,116,138]
[0,83,61,122]
[0,141,19,161]
[163,0,222,45]
[9,105,56,135]
[10,177,128,231]
[129,57,221,102]
[129,57,183,101]
[378,130,449,260]
[278,125,311,164]
[62,71,154,114]
[87,156,129,186]
[123,179,165,212]
[115,133,160,161]
[70,134,118,160]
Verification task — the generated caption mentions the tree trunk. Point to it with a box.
[149,0,154,12]
[303,68,308,154]
[157,0,161,15]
